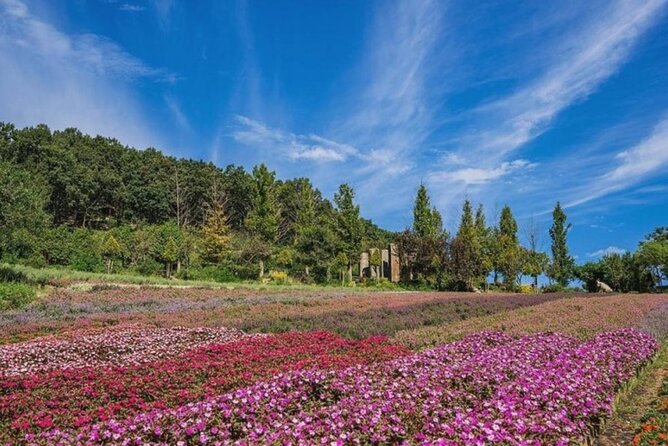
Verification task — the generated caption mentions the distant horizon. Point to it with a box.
[1,0,667,263]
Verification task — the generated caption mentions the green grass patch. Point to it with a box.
[0,263,386,292]
[0,283,37,311]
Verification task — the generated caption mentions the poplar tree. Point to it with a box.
[334,183,363,283]
[245,163,279,243]
[413,184,442,237]
[497,205,522,287]
[548,202,574,286]
[451,200,482,289]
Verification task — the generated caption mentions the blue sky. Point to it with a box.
[1,0,667,262]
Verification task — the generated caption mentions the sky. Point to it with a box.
[1,0,667,262]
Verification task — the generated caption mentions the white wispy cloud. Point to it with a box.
[426,0,667,217]
[0,0,176,82]
[0,0,168,149]
[119,4,145,13]
[430,159,537,185]
[587,246,627,257]
[459,0,666,159]
[564,115,668,208]
[232,115,358,163]
[165,95,191,132]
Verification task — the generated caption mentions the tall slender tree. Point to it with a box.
[497,205,522,287]
[245,163,280,243]
[334,183,363,283]
[412,184,443,238]
[548,202,574,286]
[451,200,483,290]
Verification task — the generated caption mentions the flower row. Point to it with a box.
[394,294,668,349]
[0,325,253,376]
[0,287,565,343]
[0,331,408,444]
[35,328,657,445]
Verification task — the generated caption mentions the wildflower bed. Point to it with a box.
[1,290,666,445]
[25,329,656,445]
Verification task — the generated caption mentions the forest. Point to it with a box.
[0,122,666,291]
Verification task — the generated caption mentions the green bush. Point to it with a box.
[0,265,30,283]
[0,283,37,311]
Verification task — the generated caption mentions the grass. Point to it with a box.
[0,282,38,311]
[0,263,384,292]
[595,342,668,445]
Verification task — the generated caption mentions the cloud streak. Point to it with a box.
[0,0,168,149]
[587,246,627,257]
[232,115,358,163]
[565,115,668,208]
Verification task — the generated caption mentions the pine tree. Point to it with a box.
[549,202,574,286]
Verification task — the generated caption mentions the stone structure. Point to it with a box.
[389,243,400,283]
[596,279,613,293]
[359,243,400,283]
[359,252,369,278]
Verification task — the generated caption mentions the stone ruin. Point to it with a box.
[359,243,400,282]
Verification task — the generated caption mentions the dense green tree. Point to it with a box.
[497,205,522,288]
[0,162,50,261]
[548,202,574,286]
[450,200,484,290]
[474,204,492,287]
[162,237,179,277]
[413,185,443,238]
[200,204,231,264]
[100,234,122,274]
[245,164,280,243]
[334,184,364,283]
[637,239,668,288]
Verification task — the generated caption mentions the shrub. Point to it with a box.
[0,265,30,283]
[269,270,289,284]
[0,283,37,311]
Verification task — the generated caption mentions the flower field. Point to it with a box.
[0,288,666,445]
[0,288,566,343]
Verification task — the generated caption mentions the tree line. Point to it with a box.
[399,184,667,292]
[0,123,390,283]
[0,122,665,290]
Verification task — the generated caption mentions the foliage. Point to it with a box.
[199,204,231,264]
[549,202,575,286]
[575,252,654,292]
[413,184,443,238]
[333,184,363,283]
[0,282,37,311]
[0,161,50,262]
[450,200,485,289]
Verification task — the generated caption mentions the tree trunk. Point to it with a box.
[305,266,310,277]
[176,259,181,274]
[533,275,538,292]
[347,264,353,284]
[259,260,265,279]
